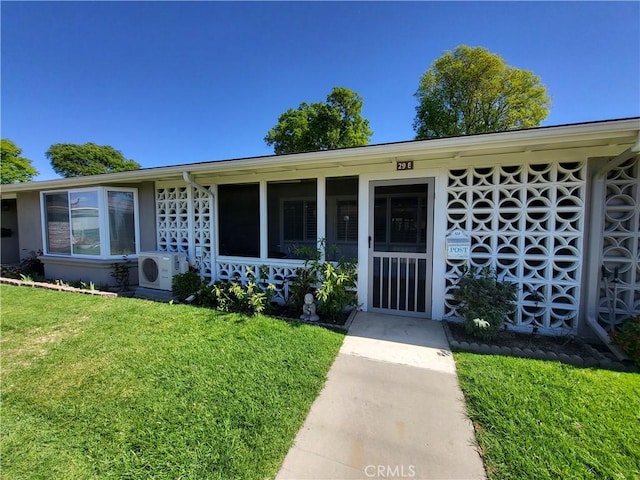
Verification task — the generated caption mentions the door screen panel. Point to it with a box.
[370,183,431,315]
[372,255,427,312]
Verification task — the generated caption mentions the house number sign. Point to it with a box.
[396,161,414,171]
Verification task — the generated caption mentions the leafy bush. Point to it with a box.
[1,250,44,280]
[110,256,131,291]
[19,250,44,278]
[172,267,274,315]
[453,266,517,340]
[287,265,318,317]
[315,260,358,323]
[172,270,203,300]
[288,241,358,324]
[67,280,97,291]
[610,315,640,366]
[202,280,274,315]
[0,265,19,279]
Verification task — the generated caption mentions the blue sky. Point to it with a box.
[2,1,639,181]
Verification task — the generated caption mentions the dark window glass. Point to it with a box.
[218,183,260,257]
[268,179,316,258]
[326,176,359,261]
[282,200,316,242]
[374,184,427,253]
[336,200,357,242]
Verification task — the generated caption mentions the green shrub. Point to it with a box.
[20,250,45,278]
[610,315,640,366]
[66,280,97,291]
[287,265,318,317]
[315,260,358,323]
[172,267,274,315]
[1,250,44,280]
[202,280,274,315]
[172,270,203,300]
[0,265,20,279]
[453,266,517,340]
[288,240,358,324]
[110,256,131,291]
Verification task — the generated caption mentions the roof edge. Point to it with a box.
[2,117,638,193]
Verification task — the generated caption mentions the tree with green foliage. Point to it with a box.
[413,45,551,139]
[46,143,140,178]
[265,87,373,154]
[0,139,38,184]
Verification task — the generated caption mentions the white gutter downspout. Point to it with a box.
[585,134,640,360]
[182,172,216,284]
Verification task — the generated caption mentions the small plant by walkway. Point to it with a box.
[0,285,344,479]
[454,352,640,480]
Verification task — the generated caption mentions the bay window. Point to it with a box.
[42,187,139,258]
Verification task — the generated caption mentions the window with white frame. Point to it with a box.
[42,187,139,258]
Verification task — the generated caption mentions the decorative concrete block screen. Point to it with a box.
[193,187,214,280]
[216,261,299,305]
[156,184,302,300]
[599,156,640,328]
[444,161,586,333]
[156,186,190,255]
[156,185,214,280]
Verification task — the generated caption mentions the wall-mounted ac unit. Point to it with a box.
[138,251,188,290]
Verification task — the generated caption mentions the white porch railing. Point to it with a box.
[215,257,307,304]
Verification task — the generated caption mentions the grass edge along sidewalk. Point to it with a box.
[0,284,344,480]
[454,352,640,480]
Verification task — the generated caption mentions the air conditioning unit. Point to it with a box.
[138,251,188,290]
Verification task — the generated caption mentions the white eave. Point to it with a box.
[1,117,638,194]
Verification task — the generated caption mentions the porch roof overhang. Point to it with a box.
[1,117,638,195]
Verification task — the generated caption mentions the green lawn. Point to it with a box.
[454,352,640,480]
[0,284,344,480]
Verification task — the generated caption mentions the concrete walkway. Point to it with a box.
[276,312,486,480]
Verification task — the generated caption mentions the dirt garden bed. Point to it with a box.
[443,320,638,372]
[0,277,119,297]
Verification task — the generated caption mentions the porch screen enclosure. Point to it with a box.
[155,177,359,304]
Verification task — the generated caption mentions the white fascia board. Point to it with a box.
[2,118,638,194]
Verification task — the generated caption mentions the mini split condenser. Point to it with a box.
[138,251,188,290]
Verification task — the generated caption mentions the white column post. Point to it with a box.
[186,184,195,263]
[317,176,326,261]
[430,171,448,320]
[583,160,607,325]
[210,184,219,282]
[260,180,268,260]
[357,175,370,311]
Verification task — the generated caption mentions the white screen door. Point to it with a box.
[368,179,434,316]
